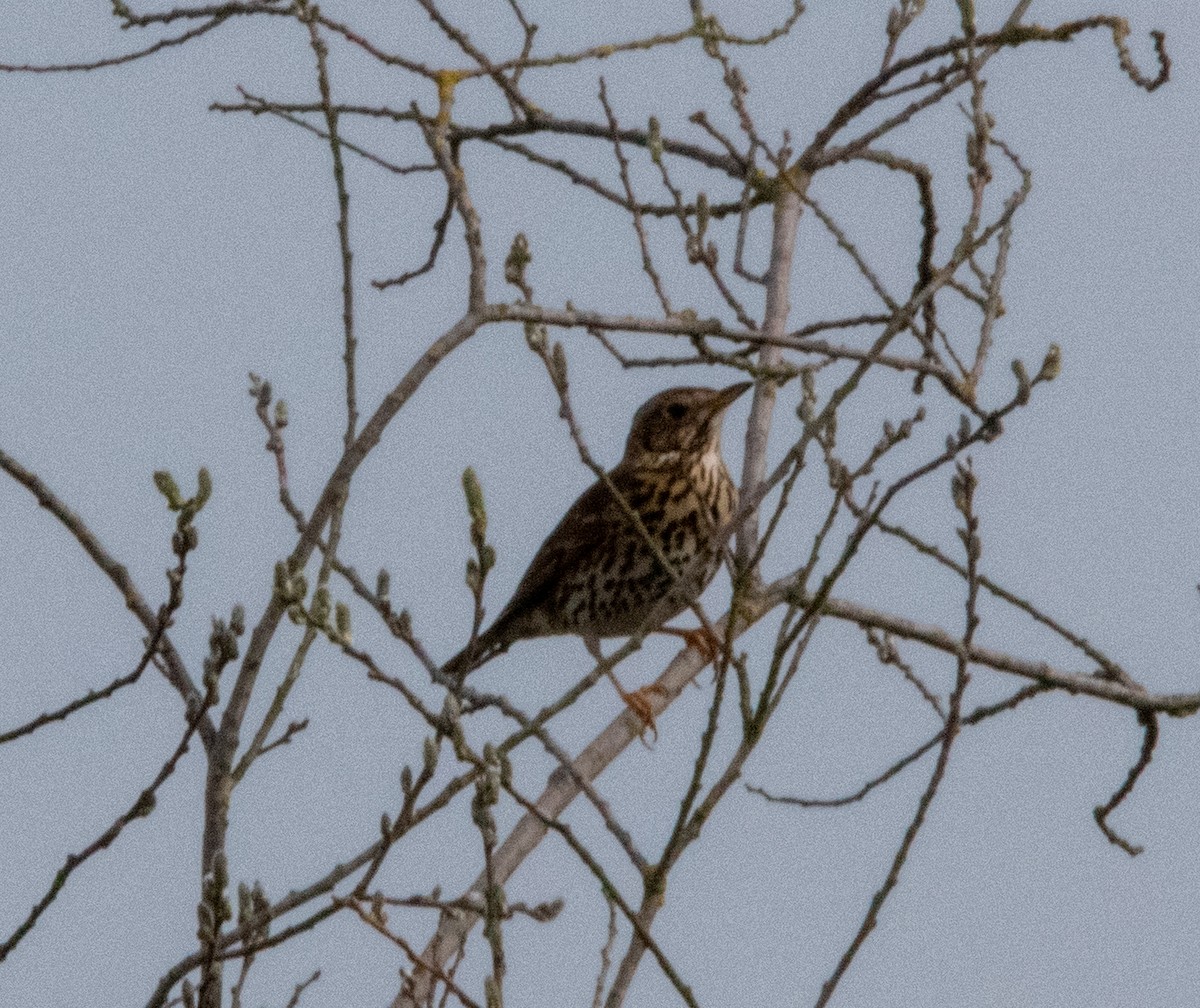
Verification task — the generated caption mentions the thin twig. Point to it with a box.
[1093,711,1158,856]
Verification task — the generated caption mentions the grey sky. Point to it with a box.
[3,2,1200,1006]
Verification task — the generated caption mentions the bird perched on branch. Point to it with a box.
[443,382,751,730]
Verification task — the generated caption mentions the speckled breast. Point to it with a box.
[554,454,737,638]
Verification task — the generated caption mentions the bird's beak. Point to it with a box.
[707,381,753,416]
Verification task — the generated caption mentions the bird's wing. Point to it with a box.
[490,468,640,635]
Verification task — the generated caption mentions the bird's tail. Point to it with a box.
[440,623,509,686]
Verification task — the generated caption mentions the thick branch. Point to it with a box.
[736,177,806,567]
[394,564,1199,1006]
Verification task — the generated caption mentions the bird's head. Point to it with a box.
[622,382,752,465]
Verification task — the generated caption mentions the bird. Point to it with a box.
[443,382,751,732]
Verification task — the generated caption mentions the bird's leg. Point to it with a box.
[585,636,663,743]
[657,624,722,664]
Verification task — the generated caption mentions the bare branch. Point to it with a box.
[0,16,227,73]
[1093,711,1158,856]
[0,447,213,747]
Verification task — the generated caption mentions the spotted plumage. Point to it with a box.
[443,383,749,685]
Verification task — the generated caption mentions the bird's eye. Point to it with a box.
[667,403,687,420]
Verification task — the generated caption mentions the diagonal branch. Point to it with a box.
[0,447,213,748]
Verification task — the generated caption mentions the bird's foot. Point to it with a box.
[659,624,723,665]
[606,670,666,744]
[623,685,668,745]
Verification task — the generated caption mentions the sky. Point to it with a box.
[3,2,1200,1006]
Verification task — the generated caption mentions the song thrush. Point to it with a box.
[443,382,750,728]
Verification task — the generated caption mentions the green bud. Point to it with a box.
[376,568,391,601]
[462,468,487,533]
[153,470,183,510]
[647,115,663,164]
[251,881,268,918]
[551,341,568,390]
[1011,358,1031,405]
[1038,342,1061,382]
[504,232,532,289]
[335,601,351,642]
[195,467,212,509]
[312,586,331,626]
[798,369,816,423]
[197,901,214,942]
[370,891,387,924]
[274,399,289,428]
[131,789,156,818]
[957,0,975,34]
[951,463,977,515]
[485,974,502,1008]
[482,974,501,1008]
[523,321,548,352]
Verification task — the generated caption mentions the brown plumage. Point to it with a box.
[444,383,750,695]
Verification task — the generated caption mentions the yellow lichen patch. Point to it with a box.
[434,68,468,119]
